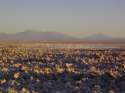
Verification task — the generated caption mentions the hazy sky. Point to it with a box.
[0,0,125,38]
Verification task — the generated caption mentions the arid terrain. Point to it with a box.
[1,0,125,92]
[0,43,125,93]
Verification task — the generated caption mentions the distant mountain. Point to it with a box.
[84,34,112,41]
[0,31,77,41]
[0,31,124,43]
[84,33,125,43]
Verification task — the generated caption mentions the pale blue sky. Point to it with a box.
[0,0,125,38]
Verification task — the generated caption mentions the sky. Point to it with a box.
[0,0,125,38]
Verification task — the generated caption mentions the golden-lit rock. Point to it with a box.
[88,66,101,77]
[44,67,52,74]
[2,67,8,72]
[14,72,20,79]
[8,88,18,93]
[13,63,21,68]
[56,65,64,73]
[0,79,6,84]
[122,63,125,69]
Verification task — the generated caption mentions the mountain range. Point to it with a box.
[0,31,124,43]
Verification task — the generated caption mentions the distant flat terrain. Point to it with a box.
[0,42,125,49]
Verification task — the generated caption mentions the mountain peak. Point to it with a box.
[0,31,75,41]
[85,33,112,41]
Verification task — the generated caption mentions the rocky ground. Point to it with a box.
[0,47,125,93]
